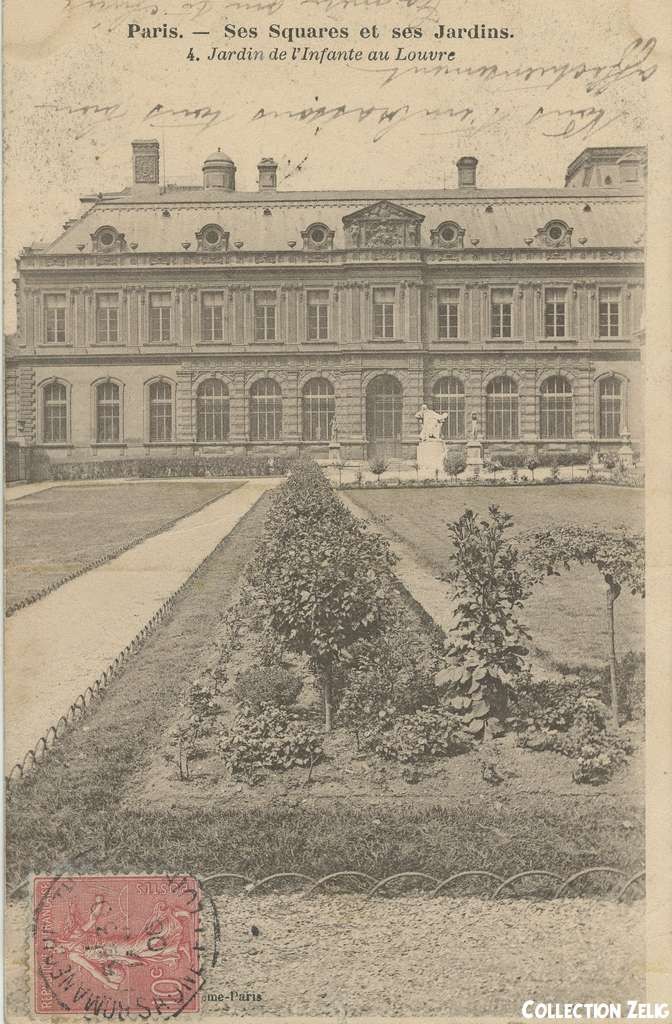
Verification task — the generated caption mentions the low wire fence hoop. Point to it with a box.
[554,867,627,898]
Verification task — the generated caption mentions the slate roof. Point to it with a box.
[43,181,645,254]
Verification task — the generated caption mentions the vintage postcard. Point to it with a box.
[3,0,671,1019]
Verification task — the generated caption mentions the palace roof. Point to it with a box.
[40,186,644,255]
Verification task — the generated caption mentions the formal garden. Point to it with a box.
[150,458,643,793]
[7,458,645,893]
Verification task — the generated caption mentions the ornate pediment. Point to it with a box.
[343,201,424,248]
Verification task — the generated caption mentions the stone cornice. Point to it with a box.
[17,246,645,274]
[5,346,643,367]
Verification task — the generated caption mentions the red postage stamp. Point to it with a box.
[33,875,202,1016]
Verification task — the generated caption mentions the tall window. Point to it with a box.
[366,375,402,450]
[372,287,395,339]
[197,379,229,442]
[433,378,465,439]
[96,381,121,443]
[540,375,573,439]
[307,289,329,341]
[302,378,335,441]
[254,290,277,342]
[437,288,459,340]
[491,288,513,339]
[599,377,623,438]
[149,381,173,442]
[486,376,519,439]
[201,292,225,343]
[599,288,621,337]
[149,293,172,343]
[44,294,66,345]
[42,382,68,443]
[544,288,567,338]
[250,379,282,440]
[96,293,119,345]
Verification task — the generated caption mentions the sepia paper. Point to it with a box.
[3,0,672,1019]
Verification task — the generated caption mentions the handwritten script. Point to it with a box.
[35,36,655,144]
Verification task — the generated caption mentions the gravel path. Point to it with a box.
[207,894,644,1016]
[5,481,55,502]
[4,480,278,770]
[340,493,458,632]
[342,493,559,678]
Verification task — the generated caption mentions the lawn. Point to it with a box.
[4,480,242,610]
[348,484,644,669]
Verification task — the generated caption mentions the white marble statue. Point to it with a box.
[415,404,448,442]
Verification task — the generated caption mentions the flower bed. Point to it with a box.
[156,460,642,795]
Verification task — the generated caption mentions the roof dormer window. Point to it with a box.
[537,220,572,247]
[91,225,125,253]
[196,223,229,252]
[302,222,335,251]
[431,220,465,249]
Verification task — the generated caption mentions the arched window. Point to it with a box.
[96,381,121,443]
[540,376,573,439]
[432,378,465,439]
[197,379,229,442]
[599,377,624,438]
[149,380,173,442]
[43,382,68,443]
[250,379,282,441]
[366,375,402,457]
[486,376,519,440]
[302,378,335,442]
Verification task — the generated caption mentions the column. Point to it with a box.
[228,372,246,445]
[519,365,537,442]
[175,366,194,444]
[282,369,300,446]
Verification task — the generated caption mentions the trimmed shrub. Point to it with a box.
[373,706,473,763]
[368,456,389,481]
[443,448,467,480]
[535,450,591,468]
[509,673,634,783]
[233,666,303,708]
[219,703,323,773]
[42,454,293,482]
[560,722,633,784]
[493,450,526,469]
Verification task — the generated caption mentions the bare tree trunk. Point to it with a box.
[323,676,333,732]
[606,581,620,729]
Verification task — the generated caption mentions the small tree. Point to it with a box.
[369,456,389,485]
[443,448,466,483]
[525,525,645,727]
[249,511,395,731]
[436,506,531,737]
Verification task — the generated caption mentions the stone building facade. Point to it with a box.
[5,142,645,466]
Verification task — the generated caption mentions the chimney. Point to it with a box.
[132,139,160,185]
[258,157,278,191]
[456,156,478,188]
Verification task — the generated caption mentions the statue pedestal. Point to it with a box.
[466,439,484,467]
[417,438,445,474]
[328,442,342,465]
[618,434,634,467]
